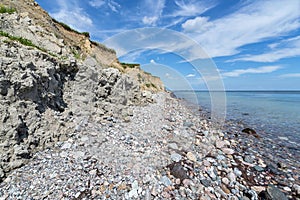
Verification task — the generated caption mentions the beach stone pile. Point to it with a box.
[1,93,298,199]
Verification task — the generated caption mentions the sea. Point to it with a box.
[173,91,300,148]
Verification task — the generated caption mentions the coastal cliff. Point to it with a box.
[0,1,298,200]
[0,0,163,181]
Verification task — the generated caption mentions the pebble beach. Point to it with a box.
[1,92,299,199]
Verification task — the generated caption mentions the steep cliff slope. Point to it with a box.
[0,1,164,181]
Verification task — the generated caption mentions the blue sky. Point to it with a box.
[36,0,300,90]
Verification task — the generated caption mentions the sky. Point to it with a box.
[36,0,300,91]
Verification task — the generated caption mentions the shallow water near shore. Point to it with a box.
[174,90,300,148]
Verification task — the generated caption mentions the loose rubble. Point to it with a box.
[1,93,299,199]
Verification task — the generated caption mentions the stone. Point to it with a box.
[254,165,265,172]
[263,185,288,200]
[169,163,188,181]
[222,148,235,155]
[131,180,139,190]
[61,142,72,149]
[72,151,85,159]
[221,184,230,194]
[168,143,179,150]
[242,128,260,138]
[244,155,255,164]
[233,168,242,177]
[267,163,280,175]
[170,153,182,162]
[222,177,230,185]
[283,186,291,192]
[215,140,227,149]
[160,176,172,186]
[251,186,266,193]
[183,121,193,127]
[0,168,4,178]
[186,152,197,162]
[227,172,236,182]
[200,179,212,187]
[207,166,217,180]
[293,184,300,195]
[128,189,138,198]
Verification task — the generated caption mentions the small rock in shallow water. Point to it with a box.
[242,128,259,138]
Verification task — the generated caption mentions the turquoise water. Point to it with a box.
[173,91,300,145]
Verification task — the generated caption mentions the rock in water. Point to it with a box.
[242,128,260,138]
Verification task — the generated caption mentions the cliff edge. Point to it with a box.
[0,1,164,181]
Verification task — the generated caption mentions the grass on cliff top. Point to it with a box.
[0,31,46,52]
[0,5,17,14]
[52,18,91,38]
[120,62,141,69]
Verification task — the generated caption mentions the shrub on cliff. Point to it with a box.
[0,5,16,14]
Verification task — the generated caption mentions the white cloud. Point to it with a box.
[222,66,281,77]
[143,16,159,26]
[181,0,300,58]
[150,59,156,64]
[279,73,300,78]
[182,17,213,33]
[230,36,300,62]
[171,0,215,17]
[108,0,120,12]
[186,74,195,78]
[89,0,105,8]
[141,0,165,25]
[51,0,93,32]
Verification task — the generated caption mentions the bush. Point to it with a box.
[82,32,90,38]
[0,5,16,14]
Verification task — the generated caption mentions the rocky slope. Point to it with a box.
[0,1,164,181]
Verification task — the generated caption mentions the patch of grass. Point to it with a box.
[120,62,140,69]
[0,5,16,14]
[0,30,46,52]
[71,49,81,60]
[52,18,81,34]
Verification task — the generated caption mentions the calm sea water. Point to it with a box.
[173,91,300,145]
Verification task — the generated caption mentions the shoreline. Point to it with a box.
[0,92,299,199]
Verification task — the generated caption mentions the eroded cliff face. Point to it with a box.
[0,1,164,180]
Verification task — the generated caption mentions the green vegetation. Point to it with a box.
[120,62,140,69]
[145,82,157,89]
[151,83,157,89]
[0,5,16,14]
[0,31,46,52]
[82,32,90,38]
[52,18,92,38]
[52,18,80,34]
[71,49,81,60]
